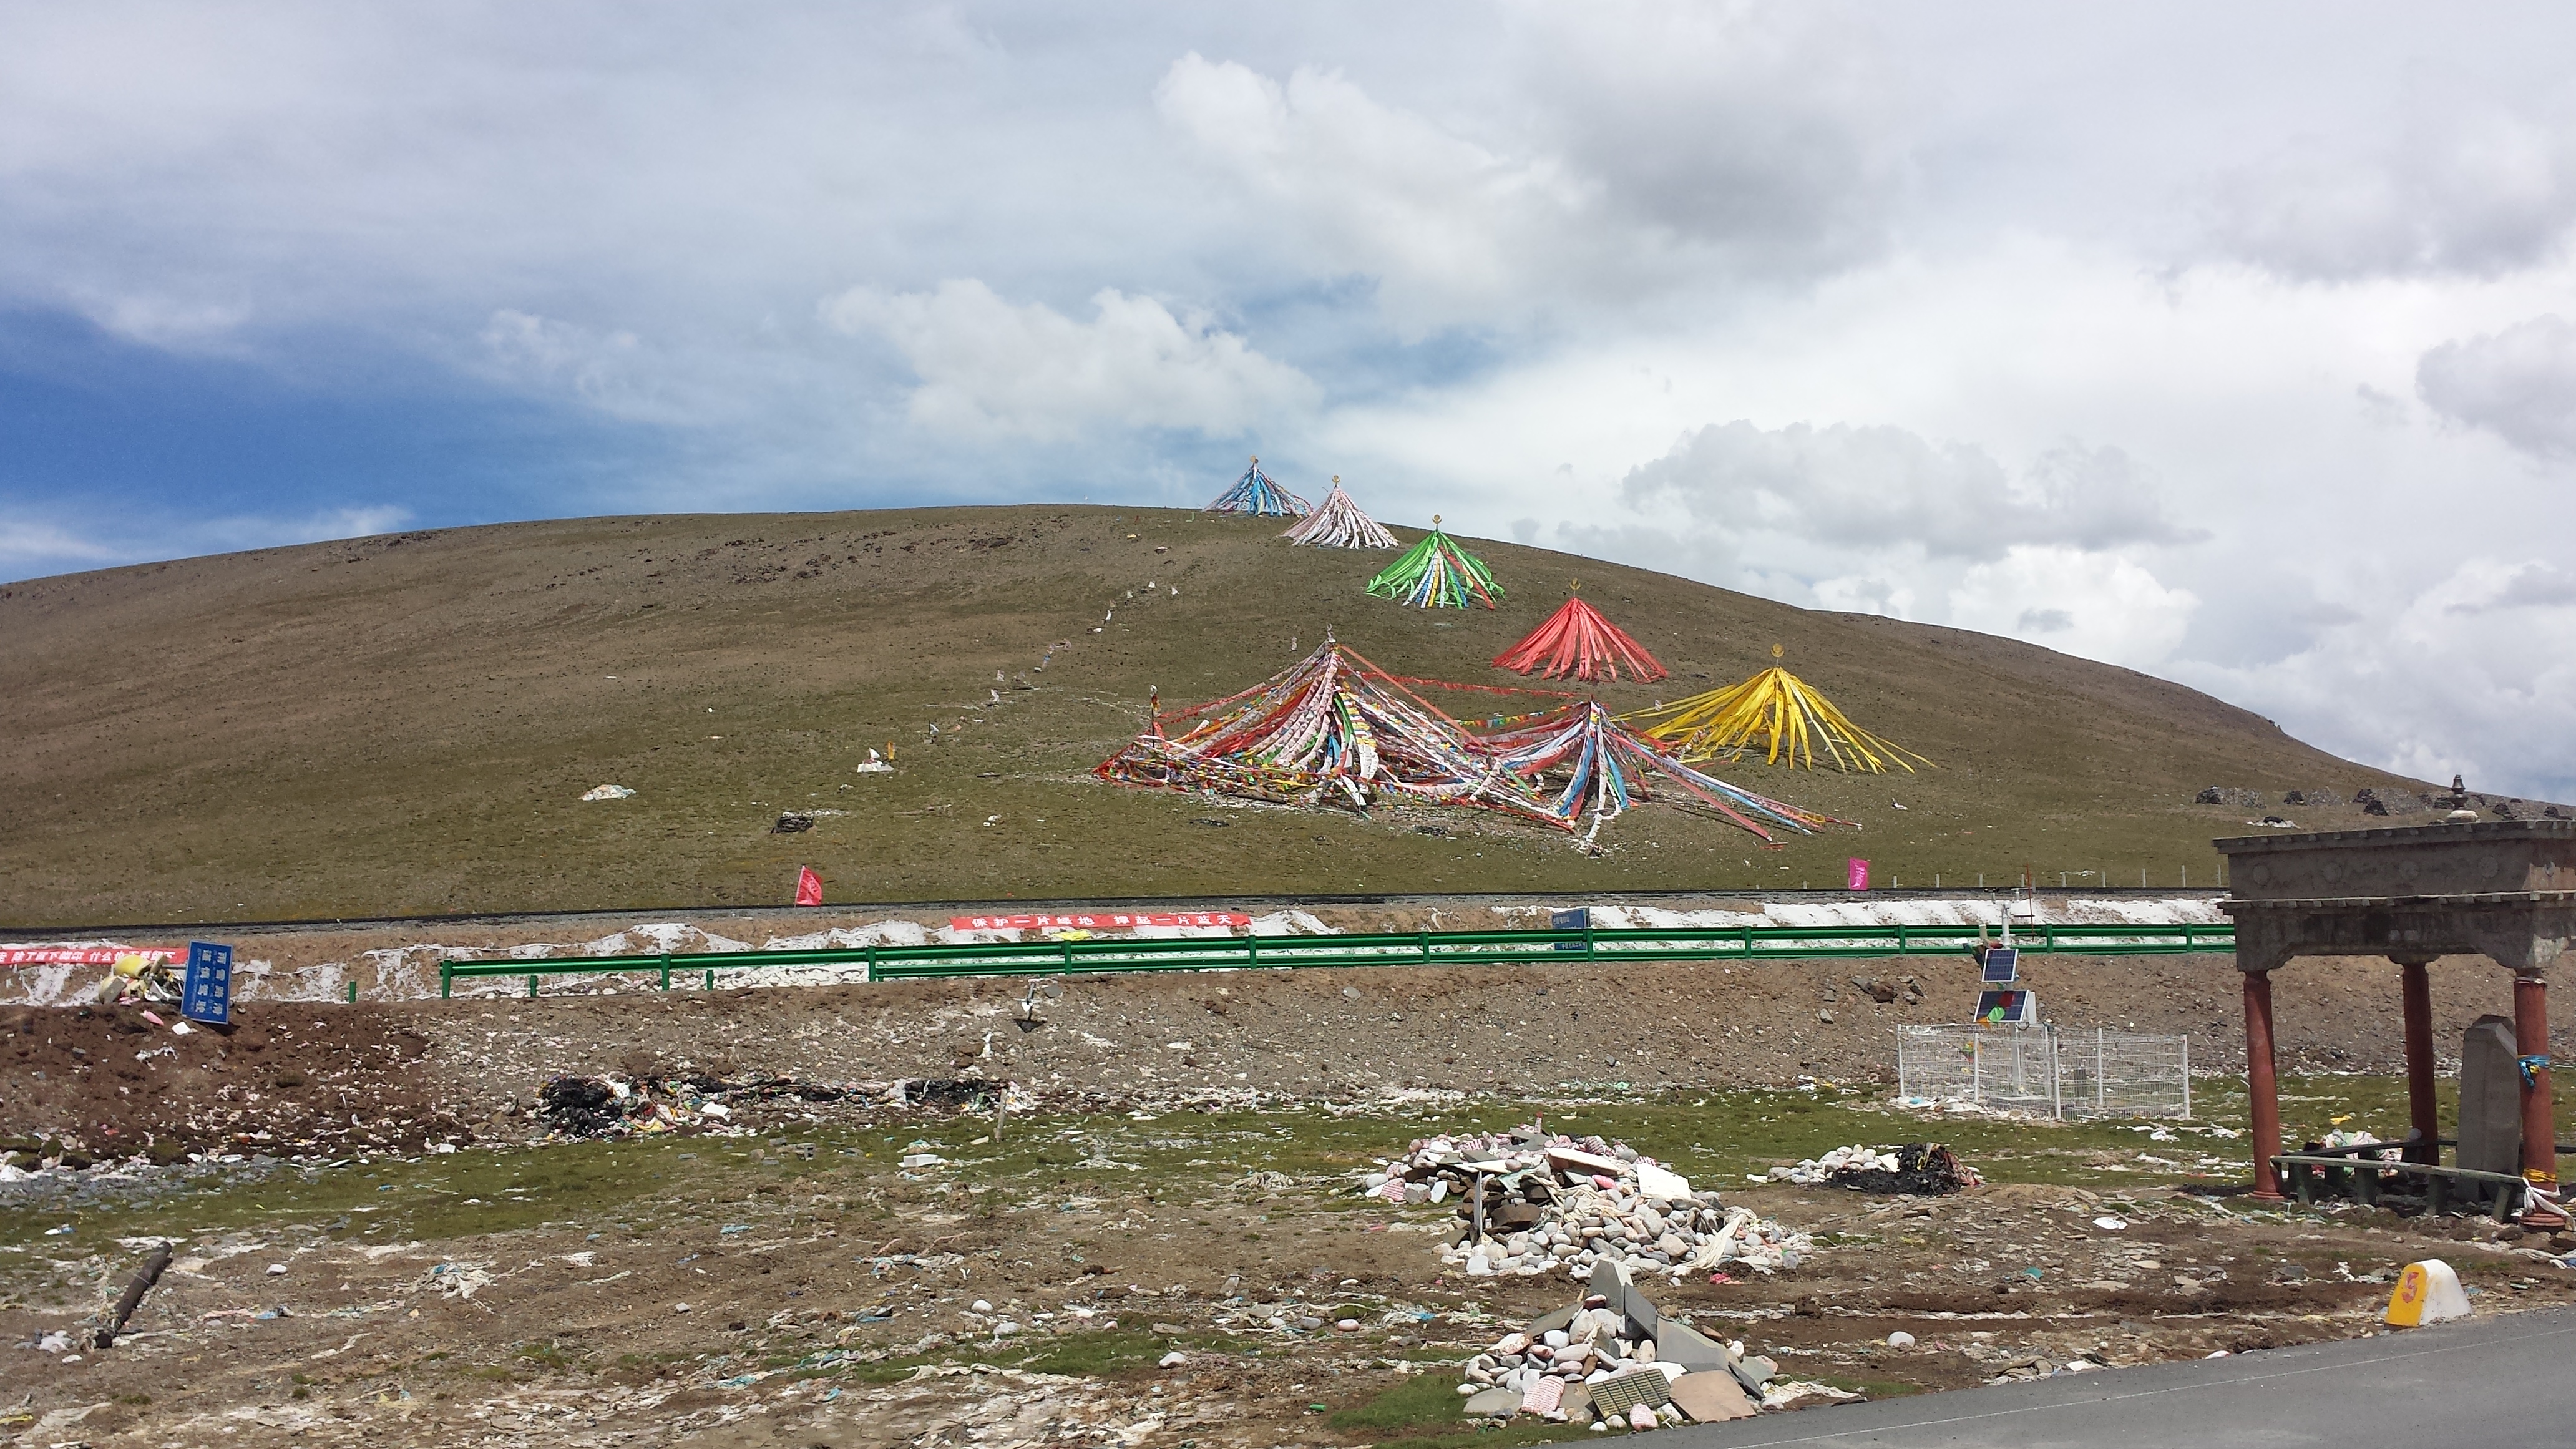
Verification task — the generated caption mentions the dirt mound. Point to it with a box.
[6,944,2570,1161]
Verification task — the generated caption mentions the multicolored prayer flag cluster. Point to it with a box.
[1161,458,1926,842]
[1095,640,1844,844]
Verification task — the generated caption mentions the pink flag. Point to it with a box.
[1847,857,1870,890]
[794,866,824,907]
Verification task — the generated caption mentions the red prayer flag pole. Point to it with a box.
[1493,593,1667,683]
[794,866,824,907]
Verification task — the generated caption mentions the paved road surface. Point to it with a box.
[1676,1309,2575,1447]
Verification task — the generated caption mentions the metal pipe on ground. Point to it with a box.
[94,1242,173,1349]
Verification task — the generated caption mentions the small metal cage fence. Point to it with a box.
[1896,1024,2192,1119]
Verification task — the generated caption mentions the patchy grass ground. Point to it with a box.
[6,1076,2570,1448]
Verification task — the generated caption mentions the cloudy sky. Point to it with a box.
[5,3,2574,799]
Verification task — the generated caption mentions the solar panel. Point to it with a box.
[1974,988,2037,1025]
[1979,947,2019,983]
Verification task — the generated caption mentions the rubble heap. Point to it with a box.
[1453,1259,1863,1427]
[1765,1142,1981,1193]
[1359,1124,1815,1281]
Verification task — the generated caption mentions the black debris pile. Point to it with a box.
[1830,1143,1979,1196]
[537,1076,625,1135]
[898,1077,1005,1110]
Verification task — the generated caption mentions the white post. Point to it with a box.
[2096,1028,2107,1113]
[2180,1035,2192,1119]
[2050,1027,2063,1120]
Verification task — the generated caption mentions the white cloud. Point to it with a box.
[2201,109,2576,281]
[1947,545,2198,669]
[2417,313,2576,457]
[0,517,115,565]
[263,505,413,545]
[824,278,1317,442]
[469,309,729,427]
[2182,556,2576,803]
[76,292,253,350]
[1505,1,1905,274]
[1619,420,2201,562]
[1153,16,1905,333]
[1154,54,1595,333]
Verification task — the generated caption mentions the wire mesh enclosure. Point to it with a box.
[1896,1024,2192,1120]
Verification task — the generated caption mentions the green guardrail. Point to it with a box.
[436,921,2234,998]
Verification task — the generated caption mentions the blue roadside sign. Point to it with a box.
[182,941,233,1025]
[1551,907,1589,950]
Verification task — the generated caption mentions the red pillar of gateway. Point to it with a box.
[2514,972,2564,1225]
[2400,961,2440,1166]
[2245,969,2286,1202]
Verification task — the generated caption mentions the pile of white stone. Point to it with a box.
[1765,1143,1896,1185]
[1358,1124,1815,1282]
[1448,1260,1863,1427]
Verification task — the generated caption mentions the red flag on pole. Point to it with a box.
[794,866,823,906]
[1847,858,1870,891]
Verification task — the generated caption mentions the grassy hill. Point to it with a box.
[0,505,2442,926]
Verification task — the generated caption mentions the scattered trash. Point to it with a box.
[535,1075,738,1139]
[771,812,815,834]
[580,784,637,801]
[1886,1330,1915,1348]
[854,750,895,774]
[2092,1216,2129,1231]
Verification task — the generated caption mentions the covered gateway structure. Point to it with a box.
[2217,819,2576,1221]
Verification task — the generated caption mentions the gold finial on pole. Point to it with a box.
[1772,643,1785,659]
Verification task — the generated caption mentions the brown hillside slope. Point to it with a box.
[0,505,2433,925]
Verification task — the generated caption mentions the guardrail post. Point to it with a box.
[1419,929,1431,966]
[703,968,715,990]
[1898,925,1909,954]
[2045,923,2057,952]
[346,980,357,1005]
[866,944,877,982]
[1063,938,1076,973]
[527,974,538,999]
[441,959,451,1000]
[1246,933,1257,969]
[1584,924,1596,964]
